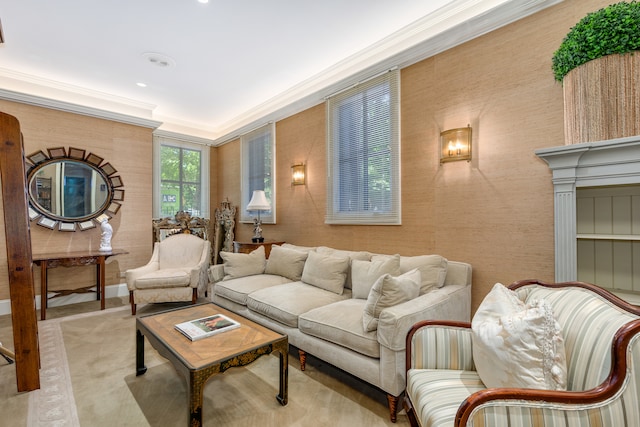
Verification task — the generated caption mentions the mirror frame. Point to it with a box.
[26,146,125,231]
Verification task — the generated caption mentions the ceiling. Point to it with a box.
[0,0,560,144]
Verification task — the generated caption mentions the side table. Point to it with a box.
[233,241,284,258]
[32,249,128,320]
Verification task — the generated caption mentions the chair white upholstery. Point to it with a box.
[126,233,211,315]
[404,279,640,427]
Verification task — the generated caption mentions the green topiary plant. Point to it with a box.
[552,1,640,82]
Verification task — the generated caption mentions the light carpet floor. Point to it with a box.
[18,303,409,426]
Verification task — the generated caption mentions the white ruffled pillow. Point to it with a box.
[471,283,567,390]
[220,246,266,279]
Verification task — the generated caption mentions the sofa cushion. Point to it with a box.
[301,251,350,295]
[372,254,448,293]
[471,283,567,390]
[134,268,191,289]
[316,247,371,289]
[351,255,401,299]
[406,369,486,427]
[220,246,266,280]
[363,269,421,332]
[264,245,308,281]
[299,299,380,358]
[247,282,351,328]
[214,274,292,306]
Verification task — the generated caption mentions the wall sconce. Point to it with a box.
[291,163,306,185]
[440,125,472,163]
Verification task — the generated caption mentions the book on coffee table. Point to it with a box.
[175,313,241,341]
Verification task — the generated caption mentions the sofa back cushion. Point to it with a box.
[301,251,350,295]
[220,246,266,280]
[351,255,401,299]
[263,245,309,281]
[316,246,371,289]
[372,254,448,294]
[514,284,639,391]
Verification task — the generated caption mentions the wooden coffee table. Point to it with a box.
[135,303,288,426]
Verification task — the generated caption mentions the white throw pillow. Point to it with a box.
[372,254,447,294]
[301,251,350,295]
[471,283,567,390]
[220,246,266,280]
[362,268,421,332]
[351,255,401,299]
[264,245,309,281]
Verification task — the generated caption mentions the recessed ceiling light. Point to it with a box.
[141,52,176,68]
[136,82,147,88]
[198,0,209,3]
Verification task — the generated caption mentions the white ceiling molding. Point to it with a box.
[0,87,162,130]
[211,0,563,145]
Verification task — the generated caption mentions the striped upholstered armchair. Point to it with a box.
[404,279,640,427]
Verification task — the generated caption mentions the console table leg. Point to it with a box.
[135,329,147,376]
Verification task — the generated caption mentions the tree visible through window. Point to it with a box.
[160,145,202,216]
[326,70,400,224]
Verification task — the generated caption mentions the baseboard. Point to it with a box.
[0,283,129,317]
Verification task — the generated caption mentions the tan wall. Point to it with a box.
[0,100,154,300]
[213,0,613,312]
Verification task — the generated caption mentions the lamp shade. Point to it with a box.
[246,190,271,211]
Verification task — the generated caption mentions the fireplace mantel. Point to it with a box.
[536,135,640,282]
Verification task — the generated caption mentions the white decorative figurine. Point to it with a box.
[99,217,113,252]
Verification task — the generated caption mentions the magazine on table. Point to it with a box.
[175,313,241,341]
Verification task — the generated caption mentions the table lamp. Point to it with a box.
[246,190,271,242]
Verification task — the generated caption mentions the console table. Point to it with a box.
[233,241,284,258]
[32,249,128,320]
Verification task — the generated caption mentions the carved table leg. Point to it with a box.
[298,349,306,371]
[387,394,399,423]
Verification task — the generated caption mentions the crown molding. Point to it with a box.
[0,88,162,129]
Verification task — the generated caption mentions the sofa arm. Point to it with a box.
[377,285,470,351]
[208,264,225,283]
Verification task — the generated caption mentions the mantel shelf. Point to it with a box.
[577,234,640,241]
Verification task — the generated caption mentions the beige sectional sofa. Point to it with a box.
[207,243,472,422]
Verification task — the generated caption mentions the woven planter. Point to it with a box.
[563,53,640,145]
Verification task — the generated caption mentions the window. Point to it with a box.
[153,134,209,218]
[326,69,400,224]
[240,123,276,223]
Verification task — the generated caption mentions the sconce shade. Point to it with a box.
[291,163,306,185]
[246,190,271,211]
[440,126,472,163]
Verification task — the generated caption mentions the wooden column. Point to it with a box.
[0,112,40,391]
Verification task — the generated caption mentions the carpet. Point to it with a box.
[28,306,407,426]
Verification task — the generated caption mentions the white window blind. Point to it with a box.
[326,69,400,224]
[240,123,276,223]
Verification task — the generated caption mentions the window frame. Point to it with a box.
[153,133,209,219]
[326,69,401,225]
[240,123,276,224]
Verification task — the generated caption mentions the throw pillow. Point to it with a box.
[372,254,448,294]
[281,243,316,253]
[316,246,371,289]
[471,283,567,390]
[301,251,350,295]
[220,246,266,280]
[264,245,309,281]
[351,255,401,299]
[362,268,421,332]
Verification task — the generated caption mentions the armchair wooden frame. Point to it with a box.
[404,279,640,427]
